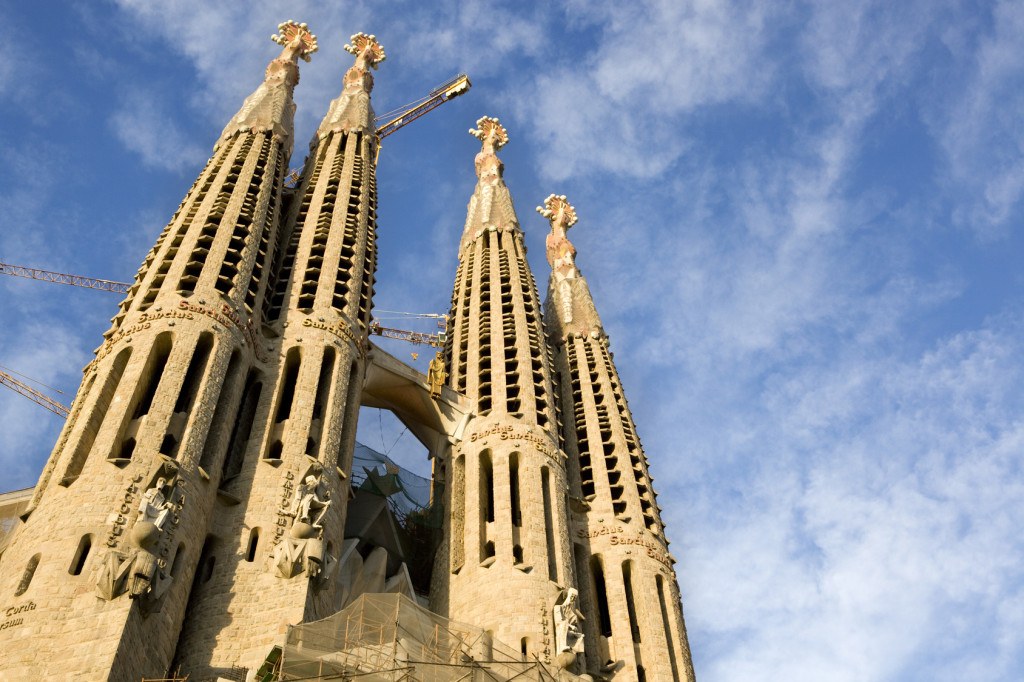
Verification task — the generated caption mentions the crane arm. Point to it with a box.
[0,260,130,294]
[0,370,70,418]
[375,74,471,140]
[369,321,446,347]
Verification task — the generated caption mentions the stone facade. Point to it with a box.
[0,23,696,682]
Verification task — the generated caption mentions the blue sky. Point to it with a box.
[2,1,1023,680]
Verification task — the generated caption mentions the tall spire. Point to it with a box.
[541,197,696,680]
[316,32,385,137]
[216,21,318,151]
[538,194,604,338]
[435,116,577,672]
[459,116,518,256]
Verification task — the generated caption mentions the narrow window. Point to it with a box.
[592,555,612,637]
[199,350,242,472]
[509,452,521,527]
[336,361,360,473]
[133,334,173,418]
[62,347,130,484]
[274,347,301,423]
[521,637,529,661]
[245,528,260,562]
[15,554,40,596]
[657,575,681,682]
[221,373,261,482]
[542,466,557,582]
[479,450,493,563]
[69,535,92,576]
[623,560,642,643]
[174,333,214,414]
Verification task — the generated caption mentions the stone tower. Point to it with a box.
[540,195,697,681]
[432,118,577,666]
[0,23,323,681]
[170,32,386,679]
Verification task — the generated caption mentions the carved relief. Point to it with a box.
[271,459,335,582]
[96,463,184,608]
[553,587,585,663]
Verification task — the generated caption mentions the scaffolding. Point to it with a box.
[280,593,564,681]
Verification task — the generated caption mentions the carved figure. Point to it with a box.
[427,351,447,398]
[137,477,173,530]
[289,474,330,529]
[553,588,585,657]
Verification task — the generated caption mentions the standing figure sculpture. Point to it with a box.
[428,351,447,399]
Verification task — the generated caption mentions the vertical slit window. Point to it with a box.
[275,347,301,423]
[132,333,173,419]
[657,575,681,681]
[623,560,642,643]
[337,361,361,474]
[592,556,612,638]
[174,333,214,414]
[509,452,521,527]
[63,348,131,484]
[479,450,493,562]
[542,466,557,582]
[220,373,261,485]
[199,351,242,472]
[308,347,335,459]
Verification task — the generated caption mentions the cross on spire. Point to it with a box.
[469,116,509,155]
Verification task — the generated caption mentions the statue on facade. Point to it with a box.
[428,351,447,399]
[137,477,173,530]
[553,587,585,659]
[289,472,330,529]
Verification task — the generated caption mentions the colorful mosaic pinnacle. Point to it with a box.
[469,116,509,152]
[271,21,318,62]
[345,33,386,69]
[537,194,578,230]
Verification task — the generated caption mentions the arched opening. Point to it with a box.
[245,528,260,562]
[69,535,92,576]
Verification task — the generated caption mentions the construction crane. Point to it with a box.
[369,311,448,347]
[0,368,70,418]
[374,73,471,140]
[0,260,130,294]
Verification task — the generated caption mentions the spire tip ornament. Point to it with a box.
[469,116,509,153]
[271,20,318,63]
[344,33,386,70]
[537,194,578,230]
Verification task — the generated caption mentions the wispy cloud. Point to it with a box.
[110,92,206,172]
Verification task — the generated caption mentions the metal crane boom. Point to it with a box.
[0,260,130,294]
[374,73,471,140]
[369,321,446,347]
[0,369,70,418]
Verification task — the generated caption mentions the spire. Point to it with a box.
[216,20,318,152]
[316,33,386,138]
[537,194,604,340]
[459,116,518,256]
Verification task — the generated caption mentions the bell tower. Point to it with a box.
[170,32,387,679]
[432,118,579,668]
[540,195,697,681]
[0,21,317,681]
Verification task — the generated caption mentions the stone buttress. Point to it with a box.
[431,118,579,669]
[0,22,316,681]
[170,32,385,679]
[540,195,697,681]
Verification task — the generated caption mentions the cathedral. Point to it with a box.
[0,22,696,682]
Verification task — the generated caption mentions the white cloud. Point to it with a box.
[110,92,206,172]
